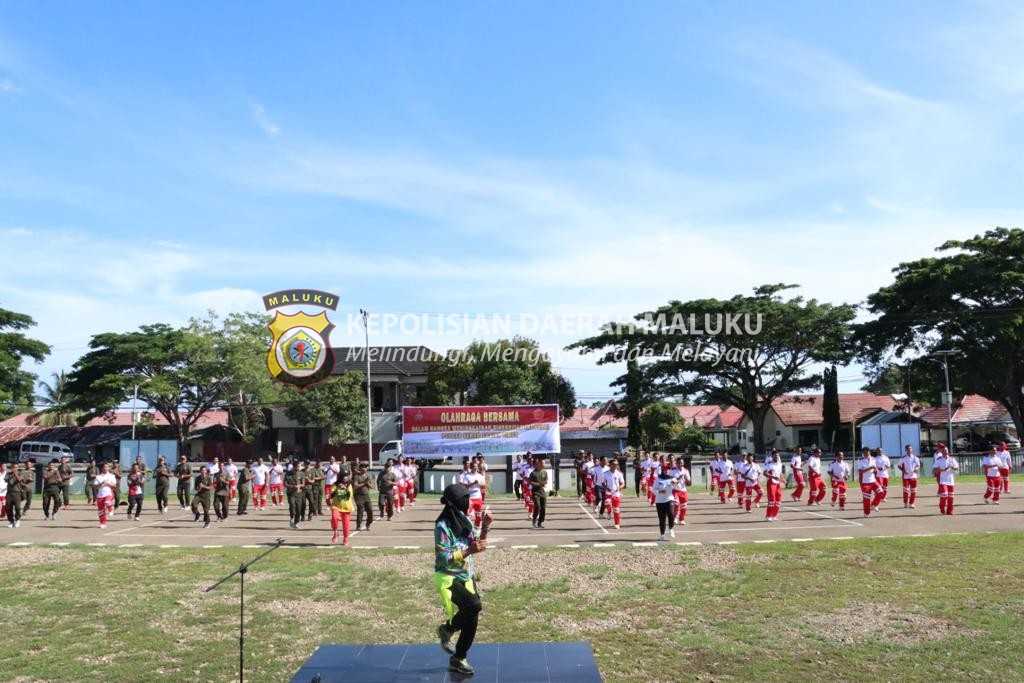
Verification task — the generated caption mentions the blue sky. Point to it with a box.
[1,1,1023,402]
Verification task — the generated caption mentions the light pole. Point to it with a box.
[359,309,373,467]
[930,350,960,451]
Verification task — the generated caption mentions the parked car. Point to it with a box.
[18,441,73,463]
[378,440,402,463]
[984,432,1021,449]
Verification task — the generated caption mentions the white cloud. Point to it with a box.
[0,78,23,94]
[249,100,281,136]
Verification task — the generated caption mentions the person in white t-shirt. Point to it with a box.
[224,459,239,502]
[932,445,960,515]
[790,448,806,501]
[0,463,9,522]
[93,462,117,529]
[645,453,660,505]
[463,462,486,528]
[591,457,609,517]
[323,457,340,500]
[207,456,221,478]
[742,454,762,512]
[718,456,736,503]
[828,452,851,510]
[653,468,678,542]
[602,459,626,529]
[670,456,692,525]
[898,445,921,509]
[734,454,750,510]
[995,441,1012,494]
[709,452,722,498]
[806,449,826,505]
[874,449,892,505]
[982,446,1003,505]
[269,458,285,506]
[856,448,884,517]
[250,458,270,510]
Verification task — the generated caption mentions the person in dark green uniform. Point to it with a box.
[528,456,549,529]
[284,462,304,528]
[20,461,35,518]
[42,459,63,521]
[213,467,230,522]
[58,456,74,510]
[153,456,172,514]
[377,459,397,520]
[303,461,317,522]
[6,464,26,527]
[312,460,326,517]
[191,466,213,528]
[352,460,375,531]
[236,460,253,515]
[174,456,191,509]
[85,459,99,505]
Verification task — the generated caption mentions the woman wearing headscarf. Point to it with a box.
[435,483,491,677]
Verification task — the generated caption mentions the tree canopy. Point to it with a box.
[855,227,1024,437]
[639,401,683,450]
[569,285,856,452]
[0,305,51,420]
[424,337,576,418]
[284,372,368,446]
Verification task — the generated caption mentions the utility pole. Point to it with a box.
[930,350,960,451]
[360,309,373,467]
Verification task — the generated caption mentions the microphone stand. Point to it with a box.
[206,538,286,683]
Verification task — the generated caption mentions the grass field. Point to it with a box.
[2,532,1022,682]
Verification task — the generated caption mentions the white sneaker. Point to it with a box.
[14,521,19,528]
[614,524,620,529]
[669,528,676,538]
[658,534,667,542]
[100,524,106,529]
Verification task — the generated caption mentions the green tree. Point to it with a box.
[425,337,576,418]
[284,373,368,445]
[30,370,82,426]
[667,422,712,453]
[822,365,840,450]
[616,359,651,449]
[191,311,284,443]
[855,227,1024,438]
[860,360,943,407]
[66,324,225,449]
[639,401,684,449]
[0,305,51,419]
[569,285,856,453]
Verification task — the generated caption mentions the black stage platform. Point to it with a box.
[290,641,603,682]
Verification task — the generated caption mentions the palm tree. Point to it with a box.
[30,370,81,426]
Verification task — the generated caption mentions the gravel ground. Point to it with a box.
[800,601,961,644]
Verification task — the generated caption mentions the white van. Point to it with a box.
[378,440,402,463]
[18,441,73,463]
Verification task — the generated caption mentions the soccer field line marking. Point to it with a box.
[394,545,419,549]
[159,544,180,548]
[203,545,224,549]
[49,542,70,546]
[512,544,538,549]
[104,512,193,536]
[578,503,610,535]
[118,544,142,548]
[356,545,379,550]
[791,538,814,542]
[633,542,658,547]
[780,504,864,527]
[677,541,702,546]
[829,536,855,540]
[87,543,106,547]
[593,542,616,548]
[717,541,738,545]
[9,541,33,546]
[557,544,581,548]
[753,540,777,544]
[241,545,262,548]
[910,533,936,537]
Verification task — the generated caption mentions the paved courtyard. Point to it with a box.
[2,482,1019,550]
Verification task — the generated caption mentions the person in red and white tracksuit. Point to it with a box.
[790,447,805,501]
[669,457,691,525]
[719,456,736,503]
[646,454,659,505]
[224,458,239,502]
[898,445,920,509]
[250,458,270,510]
[763,453,783,521]
[933,448,960,515]
[269,458,284,506]
[828,452,850,510]
[995,441,1012,494]
[874,449,891,505]
[602,459,626,529]
[581,454,595,506]
[323,457,340,497]
[0,463,8,520]
[93,462,117,529]
[709,452,722,497]
[734,454,749,510]
[857,448,885,517]
[521,457,534,516]
[806,448,826,505]
[742,454,763,513]
[462,463,486,528]
[982,447,1002,505]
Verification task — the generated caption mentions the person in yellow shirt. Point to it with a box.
[329,471,354,546]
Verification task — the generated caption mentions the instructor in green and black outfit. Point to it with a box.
[153,456,172,514]
[174,456,191,509]
[528,456,548,529]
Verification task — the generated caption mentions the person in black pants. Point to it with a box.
[126,463,146,521]
[153,456,172,514]
[174,456,191,509]
[633,454,642,497]
[528,456,549,528]
[653,468,678,542]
